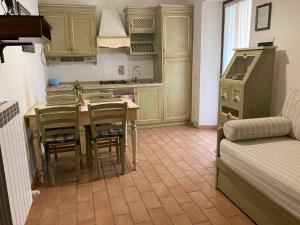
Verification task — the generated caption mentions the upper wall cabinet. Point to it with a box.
[39,4,97,63]
[160,6,193,57]
[125,7,157,34]
[69,13,96,55]
[41,12,71,56]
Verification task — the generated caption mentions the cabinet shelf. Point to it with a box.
[130,41,157,55]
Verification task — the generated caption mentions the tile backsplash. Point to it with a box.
[47,49,154,82]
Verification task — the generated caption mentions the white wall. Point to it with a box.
[191,0,202,124]
[0,0,47,114]
[197,1,223,126]
[250,0,300,115]
[0,0,47,183]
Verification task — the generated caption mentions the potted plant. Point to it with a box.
[72,80,84,105]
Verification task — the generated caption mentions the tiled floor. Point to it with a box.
[25,126,255,225]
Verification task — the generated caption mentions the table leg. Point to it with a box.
[32,130,44,183]
[131,120,137,170]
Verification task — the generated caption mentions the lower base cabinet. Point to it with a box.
[134,87,163,124]
[163,57,192,122]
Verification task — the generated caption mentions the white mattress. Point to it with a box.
[220,137,300,219]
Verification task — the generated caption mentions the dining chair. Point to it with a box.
[87,102,128,176]
[84,91,120,165]
[46,94,77,106]
[35,106,81,185]
[84,91,113,100]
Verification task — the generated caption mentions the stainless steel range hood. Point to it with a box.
[97,9,130,48]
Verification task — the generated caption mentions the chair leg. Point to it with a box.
[120,138,125,175]
[48,162,55,186]
[109,139,112,154]
[75,145,81,181]
[85,127,92,167]
[78,142,84,169]
[116,139,120,162]
[93,142,102,178]
[44,145,55,186]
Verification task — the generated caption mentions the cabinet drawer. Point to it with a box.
[218,105,240,126]
[220,85,230,102]
[219,112,239,127]
[230,85,243,106]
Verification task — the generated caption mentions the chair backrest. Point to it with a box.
[88,102,128,140]
[282,89,300,140]
[84,92,113,99]
[46,94,77,106]
[35,106,80,143]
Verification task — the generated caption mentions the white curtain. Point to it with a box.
[222,0,252,72]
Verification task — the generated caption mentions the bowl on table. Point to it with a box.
[48,79,60,87]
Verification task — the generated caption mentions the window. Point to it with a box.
[221,0,252,72]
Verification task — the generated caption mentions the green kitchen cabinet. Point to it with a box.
[41,12,72,56]
[160,5,193,58]
[39,4,97,62]
[163,57,192,121]
[125,7,157,34]
[157,5,193,123]
[69,13,96,55]
[134,87,163,124]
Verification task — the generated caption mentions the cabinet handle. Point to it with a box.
[163,61,166,65]
[232,96,239,102]
[221,93,227,100]
[226,113,232,119]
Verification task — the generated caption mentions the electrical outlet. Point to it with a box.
[118,65,125,75]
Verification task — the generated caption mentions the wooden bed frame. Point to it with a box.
[216,128,300,225]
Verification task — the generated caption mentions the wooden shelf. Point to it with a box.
[0,15,51,41]
[0,15,51,63]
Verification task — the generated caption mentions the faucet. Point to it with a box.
[132,66,141,83]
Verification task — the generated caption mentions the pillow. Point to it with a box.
[281,89,300,140]
[224,117,291,141]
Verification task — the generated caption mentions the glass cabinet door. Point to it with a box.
[225,53,257,80]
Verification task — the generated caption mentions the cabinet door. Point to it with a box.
[69,13,96,55]
[128,15,156,33]
[41,12,71,56]
[134,87,162,124]
[162,14,192,57]
[163,58,191,121]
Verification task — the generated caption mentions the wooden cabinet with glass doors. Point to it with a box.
[218,47,276,127]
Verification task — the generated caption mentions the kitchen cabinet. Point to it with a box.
[218,47,276,127]
[69,13,96,55]
[39,4,97,62]
[162,13,193,57]
[158,5,193,123]
[163,58,191,121]
[125,7,157,34]
[134,87,163,124]
[41,12,71,56]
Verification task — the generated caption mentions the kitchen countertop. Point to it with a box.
[47,81,163,92]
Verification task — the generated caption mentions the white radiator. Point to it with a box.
[0,102,32,225]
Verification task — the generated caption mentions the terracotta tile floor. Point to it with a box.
[25,126,255,225]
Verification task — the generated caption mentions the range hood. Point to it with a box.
[97,9,130,48]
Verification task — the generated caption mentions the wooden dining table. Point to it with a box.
[24,99,139,183]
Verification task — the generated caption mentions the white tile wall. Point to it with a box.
[47,49,154,82]
[0,104,32,225]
